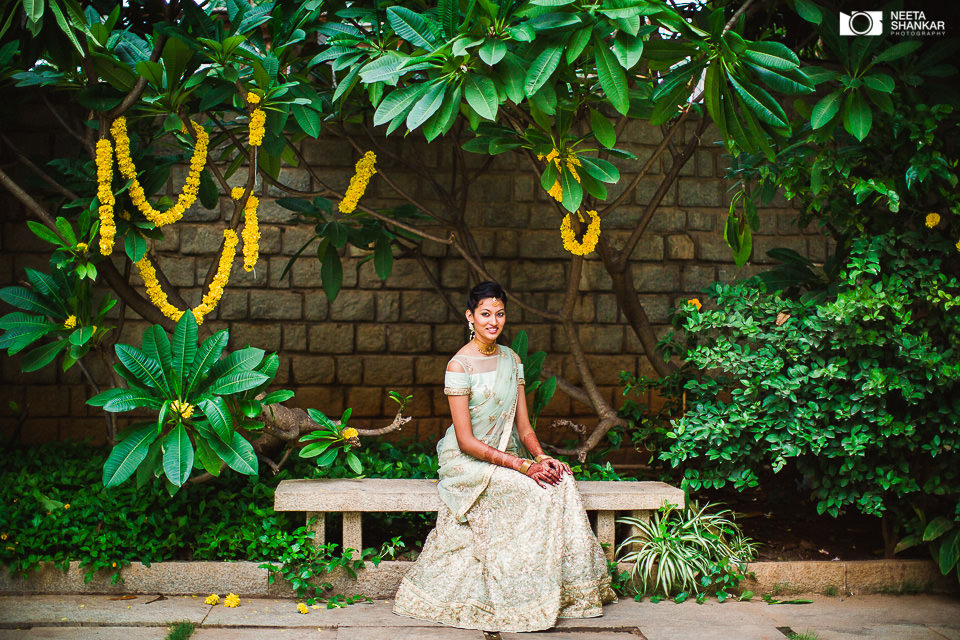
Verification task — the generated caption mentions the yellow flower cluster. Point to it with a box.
[76,243,88,253]
[687,298,702,310]
[538,148,581,203]
[559,210,602,256]
[223,593,240,608]
[63,315,77,329]
[233,187,261,272]
[136,230,237,325]
[95,138,117,255]
[297,602,309,614]
[171,399,194,419]
[339,151,377,214]
[926,213,940,228]
[111,116,209,227]
[342,427,359,440]
[249,109,266,147]
[956,238,960,253]
[204,594,219,605]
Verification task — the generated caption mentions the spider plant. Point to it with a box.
[616,501,757,598]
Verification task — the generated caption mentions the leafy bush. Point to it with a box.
[657,230,960,524]
[616,502,756,602]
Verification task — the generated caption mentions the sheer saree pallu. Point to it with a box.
[393,347,615,632]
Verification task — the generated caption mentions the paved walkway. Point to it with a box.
[0,594,958,639]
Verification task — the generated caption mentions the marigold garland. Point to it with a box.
[248,109,266,147]
[559,209,601,256]
[95,138,117,255]
[538,148,581,203]
[339,151,377,214]
[926,213,941,228]
[110,116,209,227]
[135,229,238,325]
[232,187,261,272]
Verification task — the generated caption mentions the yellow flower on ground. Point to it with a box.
[171,399,195,420]
[224,593,240,608]
[559,210,602,256]
[205,594,219,605]
[339,151,377,214]
[248,109,266,147]
[297,603,309,614]
[342,427,359,440]
[63,315,77,329]
[926,213,941,228]
[688,298,702,310]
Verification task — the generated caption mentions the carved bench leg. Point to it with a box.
[306,511,325,545]
[343,512,362,558]
[596,510,616,562]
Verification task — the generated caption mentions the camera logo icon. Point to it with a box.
[839,11,884,36]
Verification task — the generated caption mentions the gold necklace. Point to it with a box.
[473,337,497,356]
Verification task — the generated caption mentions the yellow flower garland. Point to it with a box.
[110,116,209,227]
[232,187,261,272]
[560,209,601,256]
[95,138,117,255]
[339,151,377,214]
[538,148,581,203]
[135,229,238,325]
[248,109,266,147]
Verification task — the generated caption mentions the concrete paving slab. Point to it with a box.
[0,594,208,626]
[0,631,28,640]
[5,628,168,639]
[194,628,336,639]
[637,624,785,640]
[336,627,484,639]
[927,626,960,640]
[816,626,950,640]
[202,598,436,628]
[502,632,643,639]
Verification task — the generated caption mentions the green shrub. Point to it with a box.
[657,230,960,524]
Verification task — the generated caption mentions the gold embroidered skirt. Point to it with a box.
[393,471,616,632]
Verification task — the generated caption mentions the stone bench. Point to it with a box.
[274,478,684,561]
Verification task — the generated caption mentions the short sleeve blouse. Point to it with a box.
[443,348,525,397]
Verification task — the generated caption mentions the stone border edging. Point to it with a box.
[2,559,955,599]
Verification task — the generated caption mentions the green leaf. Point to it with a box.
[811,90,842,129]
[162,423,194,487]
[316,447,339,467]
[524,45,562,97]
[199,396,234,443]
[559,167,582,213]
[577,156,620,183]
[292,105,322,138]
[321,243,343,301]
[103,423,158,487]
[345,451,363,475]
[938,529,960,575]
[589,109,616,148]
[209,346,265,381]
[612,32,643,70]
[161,37,192,87]
[27,221,64,246]
[194,436,222,476]
[727,74,788,128]
[208,371,270,395]
[300,441,334,458]
[373,84,427,128]
[206,430,258,475]
[374,236,393,281]
[794,0,822,24]
[171,312,198,393]
[136,60,165,88]
[874,41,923,64]
[463,74,498,121]
[406,80,446,131]
[594,39,629,115]
[116,344,168,393]
[862,73,894,93]
[24,0,44,23]
[187,330,228,394]
[386,6,438,50]
[479,39,506,66]
[136,439,163,488]
[743,41,800,70]
[842,91,872,141]
[262,389,295,404]
[198,169,219,209]
[103,388,163,412]
[566,26,592,64]
[748,63,814,94]
[124,233,147,263]
[923,517,955,542]
[21,339,67,372]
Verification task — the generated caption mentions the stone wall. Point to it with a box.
[0,112,825,446]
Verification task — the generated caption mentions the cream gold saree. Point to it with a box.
[392,345,615,632]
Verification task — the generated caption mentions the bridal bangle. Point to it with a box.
[534,455,552,463]
[518,459,533,474]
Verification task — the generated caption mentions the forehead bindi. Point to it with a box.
[475,298,505,314]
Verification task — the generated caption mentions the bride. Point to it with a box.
[393,281,615,632]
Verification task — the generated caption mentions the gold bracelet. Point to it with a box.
[534,454,552,463]
[518,459,532,474]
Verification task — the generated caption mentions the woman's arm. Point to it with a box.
[515,382,572,477]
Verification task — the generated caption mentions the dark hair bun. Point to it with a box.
[467,281,506,312]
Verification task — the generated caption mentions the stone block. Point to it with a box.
[257,225,281,255]
[387,324,432,353]
[440,260,469,288]
[572,294,595,323]
[229,322,281,351]
[283,324,307,351]
[347,386,383,417]
[434,324,465,352]
[753,235,806,264]
[356,324,386,352]
[633,264,681,293]
[181,198,222,222]
[302,138,354,166]
[365,356,413,385]
[576,324,624,354]
[308,323,354,354]
[682,265,717,292]
[595,295,620,324]
[627,233,665,261]
[25,386,70,418]
[647,208,687,233]
[415,356,447,386]
[281,226,316,255]
[304,293,329,320]
[336,357,362,384]
[180,224,224,254]
[400,291,448,323]
[634,175,676,206]
[265,256,290,289]
[514,175,536,202]
[290,255,322,288]
[696,149,717,177]
[154,226,180,251]
[218,290,248,320]
[527,205,564,230]
[374,290,399,321]
[290,385,344,416]
[511,261,565,291]
[384,259,437,289]
[665,233,695,260]
[255,198,302,224]
[249,290,302,319]
[225,260,269,288]
[265,168,311,197]
[473,173,514,205]
[329,290,375,321]
[678,178,723,207]
[290,355,335,384]
[692,230,734,262]
[637,295,672,324]
[579,261,613,291]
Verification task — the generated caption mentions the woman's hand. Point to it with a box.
[542,457,572,477]
[526,461,561,488]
